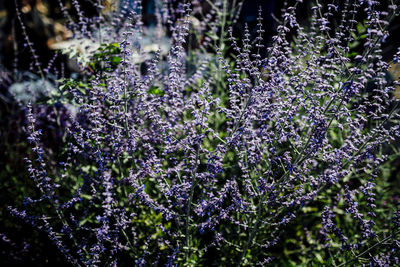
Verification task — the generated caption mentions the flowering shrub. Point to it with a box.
[7,0,400,265]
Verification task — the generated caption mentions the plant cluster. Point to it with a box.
[5,0,400,266]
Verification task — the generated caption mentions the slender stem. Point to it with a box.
[219,0,227,51]
[14,0,44,80]
[237,196,264,266]
[337,230,400,267]
[184,102,208,262]
[184,140,201,262]
[121,36,131,138]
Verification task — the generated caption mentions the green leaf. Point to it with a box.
[110,56,122,65]
[147,86,165,96]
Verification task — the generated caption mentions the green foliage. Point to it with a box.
[89,43,122,73]
[147,86,165,96]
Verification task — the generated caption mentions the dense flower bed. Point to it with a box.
[2,0,400,265]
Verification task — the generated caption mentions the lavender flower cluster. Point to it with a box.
[9,0,400,265]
